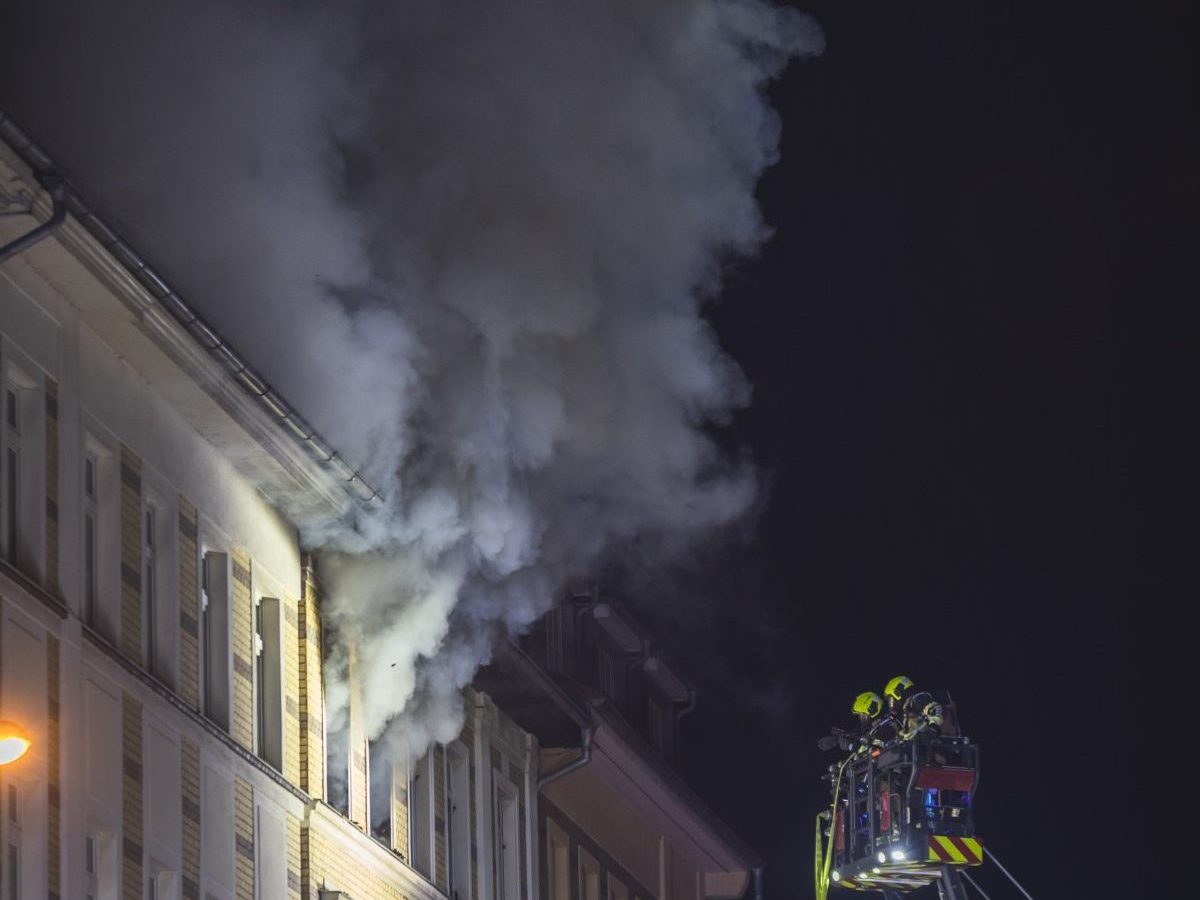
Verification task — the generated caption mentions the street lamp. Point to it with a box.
[0,720,31,765]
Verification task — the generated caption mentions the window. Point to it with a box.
[447,744,470,900]
[144,504,157,675]
[83,453,99,626]
[544,606,563,671]
[368,740,391,846]
[1,382,20,564]
[146,867,179,900]
[84,829,117,900]
[85,834,98,900]
[410,751,432,877]
[647,699,664,751]
[321,627,350,817]
[597,647,615,701]
[494,777,519,900]
[254,596,283,771]
[82,435,117,637]
[201,551,231,730]
[3,784,20,900]
[547,820,570,900]
[608,875,629,900]
[578,848,600,900]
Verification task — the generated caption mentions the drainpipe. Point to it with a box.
[674,688,697,758]
[0,172,66,263]
[752,866,764,900]
[537,723,593,790]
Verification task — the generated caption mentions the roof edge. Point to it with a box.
[0,106,384,513]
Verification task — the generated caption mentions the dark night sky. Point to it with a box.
[637,3,1193,899]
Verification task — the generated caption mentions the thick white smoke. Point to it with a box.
[0,1,822,760]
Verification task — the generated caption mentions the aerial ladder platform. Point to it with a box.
[815,695,981,900]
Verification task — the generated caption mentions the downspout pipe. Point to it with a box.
[0,172,66,263]
[537,724,593,790]
[674,688,697,758]
[752,865,763,900]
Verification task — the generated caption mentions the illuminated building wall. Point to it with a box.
[0,122,757,900]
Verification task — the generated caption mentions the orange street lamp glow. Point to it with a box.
[0,720,31,765]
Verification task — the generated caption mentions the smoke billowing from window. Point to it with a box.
[0,1,822,757]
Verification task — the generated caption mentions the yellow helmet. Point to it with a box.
[852,692,883,719]
[884,675,914,702]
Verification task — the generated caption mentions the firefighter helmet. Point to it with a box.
[884,675,914,703]
[852,692,883,719]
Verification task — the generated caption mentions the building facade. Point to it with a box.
[0,114,757,900]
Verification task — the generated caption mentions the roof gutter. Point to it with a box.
[0,171,65,263]
[0,107,382,510]
[537,722,593,790]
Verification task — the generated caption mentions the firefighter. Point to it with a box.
[883,675,914,716]
[852,691,883,736]
[900,689,944,740]
[871,675,914,744]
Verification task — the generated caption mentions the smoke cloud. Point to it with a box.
[1,1,822,758]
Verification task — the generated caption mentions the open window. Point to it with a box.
[201,550,231,731]
[494,775,519,900]
[447,743,470,900]
[410,750,433,878]
[143,502,158,676]
[81,432,118,638]
[255,596,283,771]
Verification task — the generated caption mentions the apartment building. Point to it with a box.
[489,590,762,900]
[0,111,759,900]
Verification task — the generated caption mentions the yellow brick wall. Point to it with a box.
[298,559,324,798]
[178,496,200,710]
[434,744,448,891]
[181,738,201,900]
[234,777,255,900]
[122,692,143,900]
[308,824,408,900]
[283,591,302,786]
[47,635,61,900]
[44,376,59,596]
[286,813,303,900]
[231,548,254,750]
[119,445,142,663]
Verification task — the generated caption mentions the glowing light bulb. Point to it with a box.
[0,721,31,765]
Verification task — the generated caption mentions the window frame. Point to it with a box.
[143,501,158,676]
[1,378,21,565]
[493,772,520,900]
[253,594,283,772]
[83,450,99,627]
[546,819,570,900]
[4,782,22,900]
